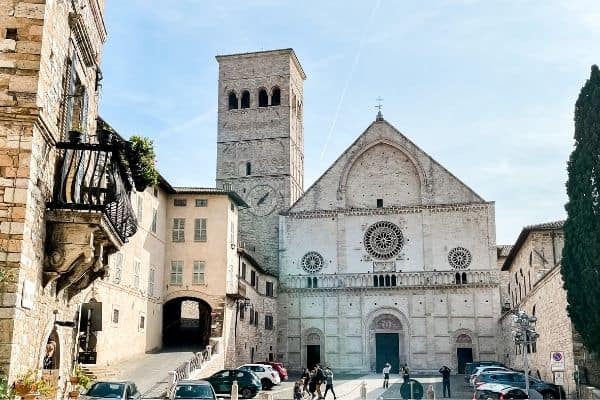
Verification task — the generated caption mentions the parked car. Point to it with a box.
[470,366,512,386]
[473,383,543,400]
[474,372,565,399]
[171,380,218,400]
[465,362,506,383]
[238,364,280,389]
[205,369,261,399]
[257,361,288,381]
[82,381,141,400]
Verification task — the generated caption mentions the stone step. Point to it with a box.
[80,365,119,380]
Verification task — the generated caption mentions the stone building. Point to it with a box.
[498,221,600,395]
[276,114,501,373]
[0,0,110,387]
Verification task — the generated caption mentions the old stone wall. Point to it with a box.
[224,257,278,368]
[0,0,106,387]
[279,285,500,373]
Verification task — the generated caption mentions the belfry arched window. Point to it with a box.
[258,89,268,107]
[271,87,281,106]
[228,91,238,110]
[241,90,250,109]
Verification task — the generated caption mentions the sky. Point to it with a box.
[98,0,600,245]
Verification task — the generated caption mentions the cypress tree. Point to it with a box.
[562,65,600,353]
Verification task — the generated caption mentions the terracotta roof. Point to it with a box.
[171,187,249,208]
[501,220,565,271]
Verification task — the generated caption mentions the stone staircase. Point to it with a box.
[80,365,119,381]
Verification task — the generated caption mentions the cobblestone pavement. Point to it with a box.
[111,348,200,397]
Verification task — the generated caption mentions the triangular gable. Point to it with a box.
[288,118,484,213]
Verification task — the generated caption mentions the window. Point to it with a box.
[241,90,250,108]
[139,315,145,330]
[241,263,246,279]
[239,305,245,320]
[266,281,274,297]
[258,89,268,107]
[265,315,273,330]
[172,218,185,242]
[231,202,235,212]
[112,252,123,284]
[194,218,207,242]
[193,261,205,284]
[5,28,17,40]
[112,308,119,324]
[133,259,141,289]
[174,198,187,207]
[148,268,155,296]
[250,270,256,286]
[137,194,143,222]
[255,276,259,290]
[195,199,208,207]
[151,208,157,233]
[228,91,238,110]
[254,311,259,326]
[271,87,280,106]
[246,162,251,176]
[376,198,383,208]
[249,308,254,324]
[230,222,235,246]
[170,261,183,284]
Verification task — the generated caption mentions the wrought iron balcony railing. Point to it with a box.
[48,140,138,243]
[282,269,499,290]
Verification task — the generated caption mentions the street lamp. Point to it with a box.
[511,310,540,394]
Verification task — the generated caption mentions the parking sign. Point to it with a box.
[550,351,565,371]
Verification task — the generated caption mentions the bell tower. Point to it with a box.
[215,49,306,274]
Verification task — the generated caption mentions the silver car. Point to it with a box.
[82,381,141,400]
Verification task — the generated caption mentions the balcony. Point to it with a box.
[44,134,137,298]
[281,269,499,290]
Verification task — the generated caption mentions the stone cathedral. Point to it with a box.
[215,49,501,373]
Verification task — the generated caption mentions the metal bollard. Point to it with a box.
[360,381,367,400]
[231,380,239,400]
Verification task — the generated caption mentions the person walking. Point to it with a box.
[294,379,304,400]
[438,365,451,398]
[308,368,318,400]
[323,366,336,399]
[382,363,391,388]
[315,364,325,399]
[302,368,311,394]
[401,363,410,383]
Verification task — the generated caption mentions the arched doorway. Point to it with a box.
[369,314,404,374]
[303,329,323,370]
[455,333,474,373]
[163,297,211,350]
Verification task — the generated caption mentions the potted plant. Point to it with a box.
[125,135,158,192]
[0,372,14,400]
[68,130,83,144]
[74,367,91,391]
[12,369,56,399]
[97,127,114,145]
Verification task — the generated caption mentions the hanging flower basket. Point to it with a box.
[69,376,79,385]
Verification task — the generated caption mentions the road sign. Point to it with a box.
[550,351,565,371]
[554,371,564,386]
[78,351,97,364]
[400,379,424,399]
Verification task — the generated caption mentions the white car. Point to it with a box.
[238,364,281,389]
[470,366,511,386]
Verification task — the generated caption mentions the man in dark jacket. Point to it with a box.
[315,364,325,399]
[439,365,451,398]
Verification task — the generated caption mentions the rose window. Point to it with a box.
[448,247,472,269]
[364,221,404,260]
[301,251,324,273]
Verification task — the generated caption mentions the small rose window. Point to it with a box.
[301,251,324,273]
[448,247,472,269]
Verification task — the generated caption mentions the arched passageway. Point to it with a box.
[163,297,211,349]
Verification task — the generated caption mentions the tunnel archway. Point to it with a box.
[163,297,212,350]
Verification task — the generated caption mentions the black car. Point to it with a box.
[170,380,218,400]
[475,371,565,399]
[465,362,506,383]
[474,383,544,400]
[205,369,262,399]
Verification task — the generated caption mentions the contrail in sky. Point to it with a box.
[319,0,382,161]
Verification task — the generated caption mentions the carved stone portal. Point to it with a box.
[43,210,121,300]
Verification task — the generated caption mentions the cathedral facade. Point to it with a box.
[214,49,501,373]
